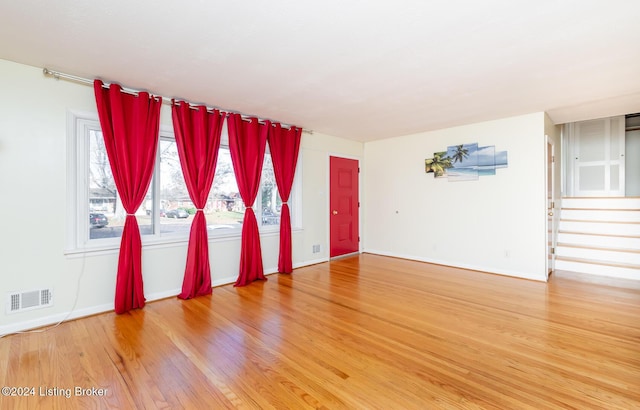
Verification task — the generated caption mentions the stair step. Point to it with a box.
[562,207,640,211]
[557,232,640,249]
[561,197,640,210]
[556,256,640,269]
[558,220,640,236]
[557,242,640,254]
[556,198,640,280]
[561,209,640,223]
[556,246,640,265]
[555,257,640,280]
[558,230,640,238]
[560,219,640,224]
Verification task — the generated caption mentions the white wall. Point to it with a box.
[0,59,363,334]
[300,132,364,260]
[363,113,548,281]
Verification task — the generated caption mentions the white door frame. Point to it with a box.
[546,135,556,278]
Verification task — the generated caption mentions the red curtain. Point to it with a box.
[268,124,302,273]
[93,80,162,314]
[227,114,269,286]
[171,101,224,299]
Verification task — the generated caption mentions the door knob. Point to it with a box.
[332,210,338,215]
[548,212,553,216]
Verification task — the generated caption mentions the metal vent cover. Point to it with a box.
[7,288,53,314]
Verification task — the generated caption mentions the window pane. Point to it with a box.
[610,165,620,191]
[579,165,605,191]
[261,154,281,227]
[88,129,151,239]
[206,148,244,233]
[578,120,606,162]
[88,130,119,239]
[159,139,192,235]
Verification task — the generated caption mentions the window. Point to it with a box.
[260,154,282,227]
[87,127,152,240]
[67,112,298,252]
[157,138,191,236]
[205,147,243,232]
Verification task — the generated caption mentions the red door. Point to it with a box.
[330,156,359,257]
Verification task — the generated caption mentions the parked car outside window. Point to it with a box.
[89,212,108,228]
[165,208,189,219]
[147,208,167,217]
[261,208,280,225]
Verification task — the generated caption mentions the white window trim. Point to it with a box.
[65,110,302,255]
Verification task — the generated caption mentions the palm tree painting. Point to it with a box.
[425,151,453,178]
[426,143,507,181]
[446,143,479,181]
[451,144,470,163]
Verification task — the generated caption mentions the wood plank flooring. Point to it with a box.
[1,253,639,409]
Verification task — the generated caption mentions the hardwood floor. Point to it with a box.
[1,253,639,409]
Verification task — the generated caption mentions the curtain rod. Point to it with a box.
[43,68,313,134]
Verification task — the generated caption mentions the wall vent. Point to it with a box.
[7,288,53,314]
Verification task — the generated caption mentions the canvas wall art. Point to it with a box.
[425,143,507,181]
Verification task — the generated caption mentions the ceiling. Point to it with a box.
[1,0,640,142]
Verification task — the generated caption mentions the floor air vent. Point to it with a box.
[7,288,53,314]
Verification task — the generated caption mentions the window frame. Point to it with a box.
[66,110,301,255]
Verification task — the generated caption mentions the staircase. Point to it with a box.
[555,197,640,280]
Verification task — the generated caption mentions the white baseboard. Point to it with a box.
[212,275,239,287]
[363,249,547,282]
[0,303,112,337]
[294,257,330,268]
[0,287,183,337]
[1,258,333,337]
[146,287,182,301]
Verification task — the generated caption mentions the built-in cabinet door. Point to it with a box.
[573,116,625,197]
